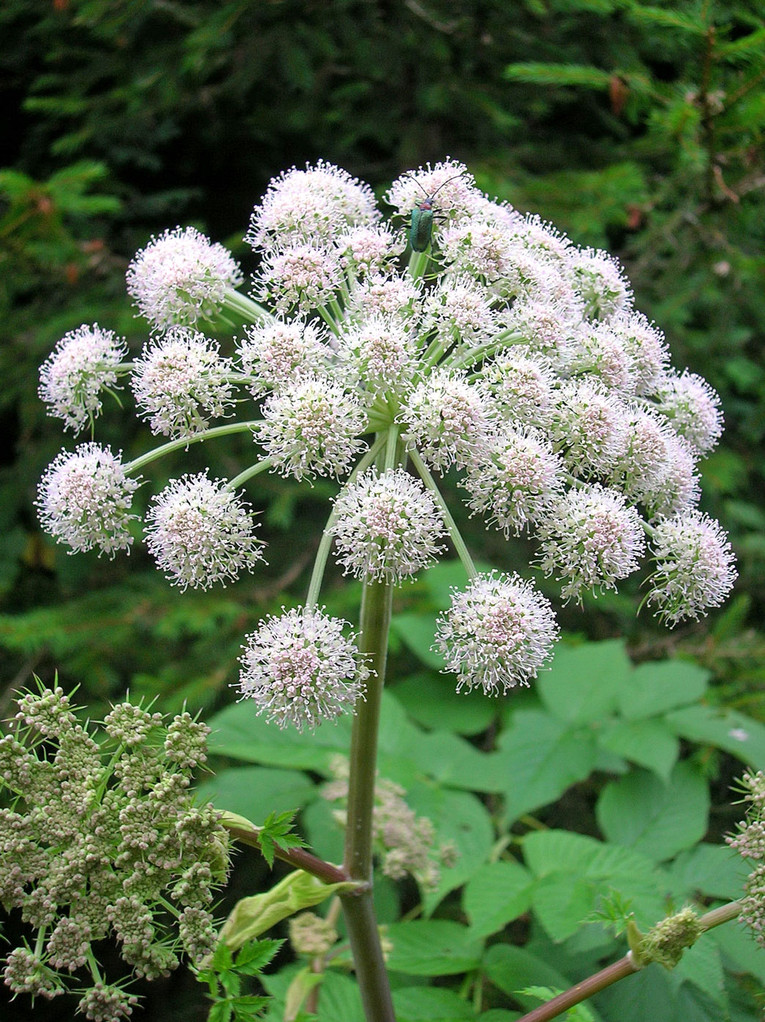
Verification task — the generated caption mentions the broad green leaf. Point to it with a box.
[710,920,765,983]
[523,831,666,933]
[393,671,498,735]
[618,660,709,720]
[673,939,726,1009]
[481,944,604,1020]
[596,762,709,861]
[667,843,749,902]
[301,795,345,866]
[596,967,680,1022]
[405,729,505,792]
[386,920,483,976]
[263,968,364,1022]
[596,718,678,781]
[207,700,353,770]
[464,860,534,938]
[197,766,316,823]
[393,986,475,1021]
[422,558,482,609]
[409,787,494,914]
[537,640,630,724]
[478,1012,521,1021]
[390,611,443,668]
[529,874,595,942]
[665,705,765,768]
[495,709,599,824]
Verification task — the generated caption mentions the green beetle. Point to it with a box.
[407,171,467,252]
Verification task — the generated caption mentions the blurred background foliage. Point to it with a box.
[1,0,765,1018]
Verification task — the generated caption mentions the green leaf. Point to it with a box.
[538,640,631,724]
[523,831,666,935]
[258,809,308,868]
[389,611,443,668]
[477,1012,521,1022]
[385,920,483,976]
[596,718,679,781]
[405,729,505,792]
[234,939,283,976]
[673,939,726,1008]
[209,1001,233,1022]
[393,986,475,1021]
[409,787,494,914]
[464,860,534,938]
[618,660,709,719]
[494,709,599,824]
[197,767,316,825]
[207,701,352,770]
[393,671,497,735]
[482,944,603,1020]
[596,761,710,861]
[309,971,364,1022]
[665,705,765,768]
[666,843,749,903]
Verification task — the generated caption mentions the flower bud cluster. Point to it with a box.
[324,756,456,890]
[35,158,737,721]
[0,684,230,1018]
[727,770,765,949]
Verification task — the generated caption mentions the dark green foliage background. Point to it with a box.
[1,1,764,1019]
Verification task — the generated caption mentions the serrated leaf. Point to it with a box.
[538,640,631,723]
[197,767,316,825]
[523,831,666,933]
[596,762,709,861]
[235,938,283,976]
[393,985,475,1021]
[464,860,534,938]
[618,660,709,719]
[597,718,678,781]
[209,1001,233,1022]
[665,705,765,768]
[393,671,497,736]
[386,920,483,976]
[673,939,727,1008]
[495,709,599,824]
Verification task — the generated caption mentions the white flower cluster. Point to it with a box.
[35,159,737,727]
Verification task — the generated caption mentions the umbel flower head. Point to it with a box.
[36,444,139,557]
[38,323,127,434]
[330,468,447,584]
[0,684,230,1019]
[36,157,737,716]
[127,225,243,330]
[145,472,264,590]
[434,572,559,694]
[238,606,370,730]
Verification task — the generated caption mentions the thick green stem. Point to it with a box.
[339,576,396,1022]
